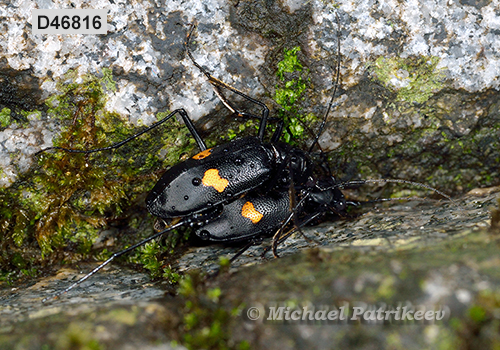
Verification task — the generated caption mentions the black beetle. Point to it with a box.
[144,22,347,244]
[38,18,454,301]
[144,24,327,220]
[36,18,346,300]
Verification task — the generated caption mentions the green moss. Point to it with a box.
[273,46,318,145]
[178,272,244,350]
[22,72,132,256]
[0,69,195,277]
[276,47,303,80]
[173,272,251,349]
[134,240,163,278]
[0,107,11,127]
[130,239,182,284]
[101,67,116,92]
[370,56,444,104]
[222,119,258,141]
[163,265,181,284]
[275,79,307,109]
[220,46,317,144]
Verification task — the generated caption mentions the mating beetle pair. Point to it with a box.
[39,19,452,301]
[146,22,347,250]
[147,114,346,247]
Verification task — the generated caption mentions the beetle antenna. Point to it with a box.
[42,220,188,303]
[309,11,342,153]
[363,197,430,203]
[334,178,460,209]
[185,21,272,141]
[337,179,452,201]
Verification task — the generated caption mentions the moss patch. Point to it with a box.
[177,271,248,350]
[370,56,445,104]
[274,46,317,145]
[0,70,195,280]
[0,107,11,128]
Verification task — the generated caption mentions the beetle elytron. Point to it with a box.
[38,16,453,301]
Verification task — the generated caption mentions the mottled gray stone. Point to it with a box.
[1,0,499,187]
[1,1,500,348]
[1,188,499,349]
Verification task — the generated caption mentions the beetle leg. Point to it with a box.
[186,23,271,141]
[42,219,189,303]
[229,240,255,263]
[270,119,284,143]
[35,108,207,156]
[264,209,322,259]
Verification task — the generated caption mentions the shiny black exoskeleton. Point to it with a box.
[142,21,347,247]
[192,176,346,245]
[143,106,346,246]
[38,18,349,300]
[146,135,314,219]
[195,190,291,242]
[38,18,454,301]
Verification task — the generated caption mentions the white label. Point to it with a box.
[32,9,108,34]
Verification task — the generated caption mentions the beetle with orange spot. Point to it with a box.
[38,18,454,301]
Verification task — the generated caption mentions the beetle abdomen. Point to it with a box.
[146,137,274,218]
[195,190,290,242]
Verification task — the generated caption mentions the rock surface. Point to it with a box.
[0,0,499,188]
[2,189,500,348]
[1,0,500,348]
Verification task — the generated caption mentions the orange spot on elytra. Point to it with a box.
[241,201,263,224]
[202,169,229,193]
[192,148,212,160]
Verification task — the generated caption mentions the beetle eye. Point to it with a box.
[198,230,210,240]
[335,199,346,211]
